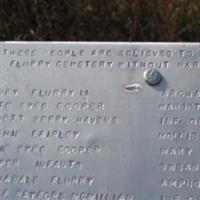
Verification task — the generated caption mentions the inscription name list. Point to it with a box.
[1,42,200,200]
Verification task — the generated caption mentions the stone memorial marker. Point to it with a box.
[0,42,200,200]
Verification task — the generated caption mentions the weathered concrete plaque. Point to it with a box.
[1,42,200,200]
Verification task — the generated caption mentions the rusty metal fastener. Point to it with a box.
[143,68,162,86]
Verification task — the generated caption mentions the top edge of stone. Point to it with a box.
[1,41,200,45]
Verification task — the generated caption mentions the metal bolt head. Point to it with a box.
[143,68,162,86]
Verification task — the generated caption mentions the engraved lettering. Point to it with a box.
[160,147,193,156]
[32,129,80,140]
[31,88,77,98]
[33,115,69,124]
[35,160,82,170]
[51,176,94,186]
[56,102,104,111]
[0,114,24,123]
[161,179,200,189]
[76,116,119,125]
[0,159,20,168]
[0,175,39,185]
[0,145,9,153]
[0,129,21,138]
[72,193,134,200]
[160,117,183,125]
[160,163,199,172]
[16,190,65,200]
[3,49,37,57]
[0,88,18,96]
[0,189,10,199]
[17,145,46,154]
[10,60,51,68]
[57,146,101,154]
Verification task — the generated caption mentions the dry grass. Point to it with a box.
[0,0,200,41]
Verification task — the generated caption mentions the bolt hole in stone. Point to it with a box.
[123,83,142,92]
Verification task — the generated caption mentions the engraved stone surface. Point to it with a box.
[1,42,200,200]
